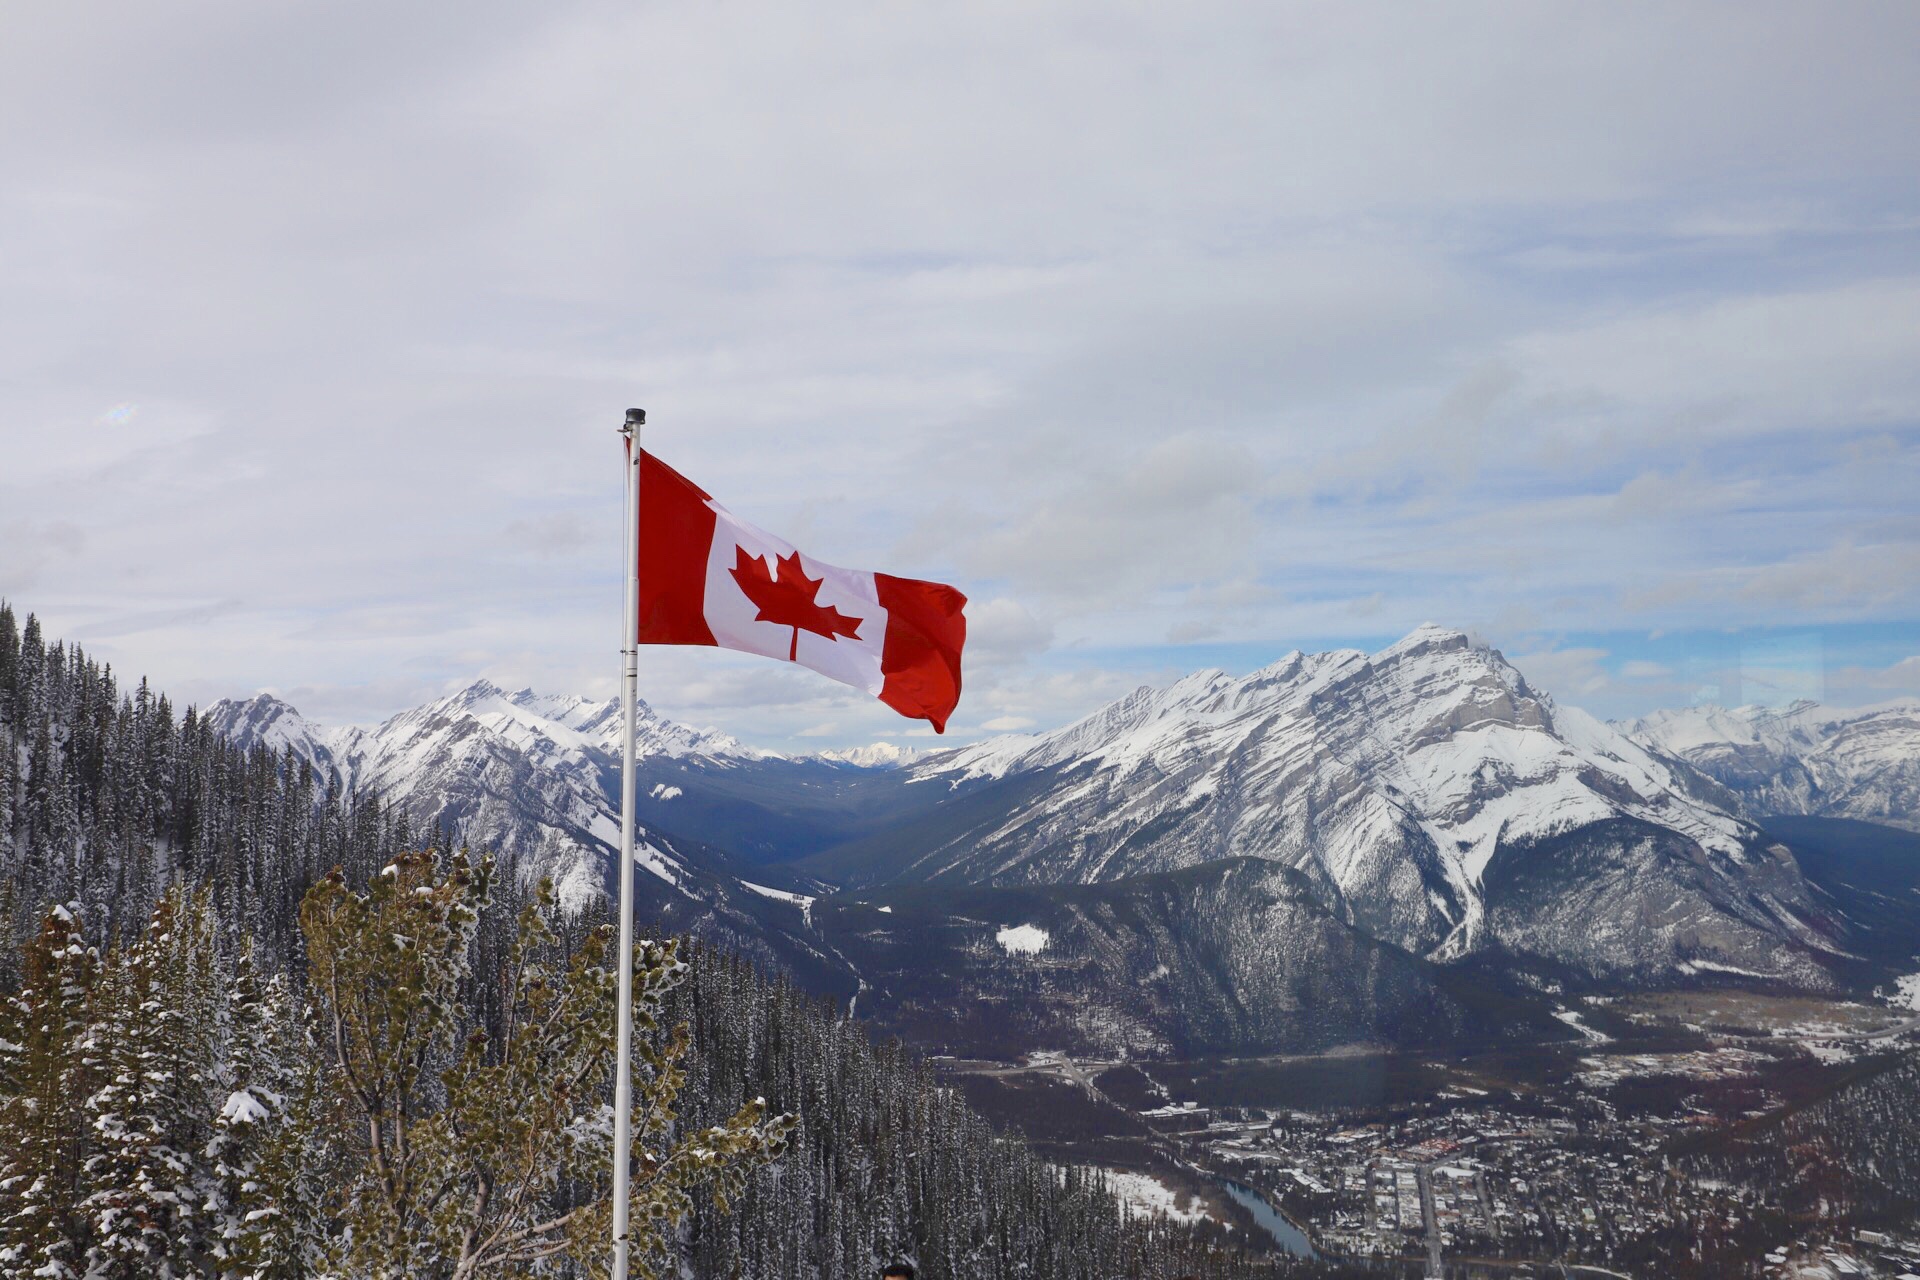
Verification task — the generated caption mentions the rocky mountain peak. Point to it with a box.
[1376,621,1474,659]
[205,692,354,781]
[887,626,1835,984]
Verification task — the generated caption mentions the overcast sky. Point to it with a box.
[3,1,1918,750]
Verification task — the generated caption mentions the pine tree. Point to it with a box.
[206,944,318,1279]
[0,905,101,1279]
[14,614,44,737]
[246,1003,346,1280]
[0,601,19,726]
[297,853,792,1279]
[80,886,221,1279]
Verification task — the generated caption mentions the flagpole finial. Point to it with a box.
[624,407,646,429]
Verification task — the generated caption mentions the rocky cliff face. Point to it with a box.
[810,857,1566,1057]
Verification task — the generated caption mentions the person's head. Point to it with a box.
[881,1265,915,1280]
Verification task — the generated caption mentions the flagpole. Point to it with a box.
[611,406,645,1280]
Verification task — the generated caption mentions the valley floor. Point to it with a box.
[934,991,1920,1280]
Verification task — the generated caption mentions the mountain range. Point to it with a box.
[207,627,1919,1057]
[1618,698,1920,834]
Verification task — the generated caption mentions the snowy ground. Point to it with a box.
[1552,1008,1611,1043]
[1803,1041,1860,1065]
[997,923,1049,955]
[1887,971,1920,1012]
[1090,1169,1214,1226]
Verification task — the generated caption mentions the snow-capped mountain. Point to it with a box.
[824,626,1842,986]
[206,681,767,906]
[1619,699,1920,834]
[810,742,922,769]
[206,681,878,994]
[206,691,364,785]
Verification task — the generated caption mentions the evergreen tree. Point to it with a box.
[80,886,221,1279]
[15,613,43,736]
[0,601,19,725]
[0,905,101,1279]
[226,998,337,1280]
[205,943,305,1278]
[296,853,791,1279]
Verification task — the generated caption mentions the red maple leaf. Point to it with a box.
[729,547,864,661]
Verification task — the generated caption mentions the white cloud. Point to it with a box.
[1,2,1917,749]
[1510,647,1613,699]
[964,597,1053,663]
[1505,278,1920,441]
[1827,655,1920,706]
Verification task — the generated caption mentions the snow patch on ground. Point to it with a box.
[996,924,1050,955]
[1886,971,1920,1011]
[1553,1009,1611,1043]
[649,783,682,801]
[1094,1169,1213,1226]
[1676,959,1777,979]
[740,881,815,909]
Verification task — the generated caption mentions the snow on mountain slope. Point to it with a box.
[341,680,760,797]
[1619,699,1920,834]
[899,626,1839,984]
[210,682,760,778]
[206,681,766,905]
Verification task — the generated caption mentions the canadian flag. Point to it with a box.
[636,451,967,732]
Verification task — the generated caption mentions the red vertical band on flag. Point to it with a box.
[637,452,719,647]
[875,573,967,733]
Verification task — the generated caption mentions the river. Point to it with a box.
[1219,1179,1319,1259]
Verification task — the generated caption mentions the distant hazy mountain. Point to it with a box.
[810,742,922,769]
[1618,699,1920,834]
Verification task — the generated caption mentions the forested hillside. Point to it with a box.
[0,604,1287,1279]
[0,602,415,968]
[1685,1054,1920,1228]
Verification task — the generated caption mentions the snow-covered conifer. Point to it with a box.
[80,887,220,1279]
[0,904,100,1279]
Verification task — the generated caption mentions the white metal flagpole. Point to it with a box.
[611,406,645,1280]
